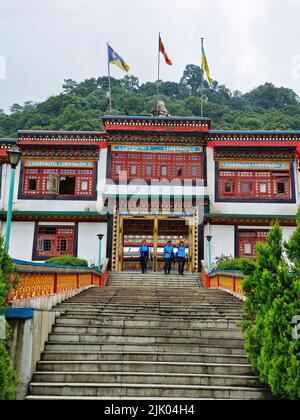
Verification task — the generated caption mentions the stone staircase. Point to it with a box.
[26,272,271,400]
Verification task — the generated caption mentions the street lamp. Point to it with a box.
[97,234,104,272]
[206,235,213,274]
[5,146,22,251]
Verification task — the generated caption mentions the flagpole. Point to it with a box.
[156,32,161,112]
[107,43,112,114]
[201,38,204,118]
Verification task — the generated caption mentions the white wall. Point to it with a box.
[0,221,109,265]
[77,222,108,266]
[203,224,235,268]
[1,221,35,261]
[202,224,297,269]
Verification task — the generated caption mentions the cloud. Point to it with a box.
[1,0,300,111]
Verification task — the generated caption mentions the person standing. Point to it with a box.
[139,241,150,274]
[177,241,187,275]
[163,241,174,275]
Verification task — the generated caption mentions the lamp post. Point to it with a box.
[206,235,213,274]
[5,147,22,251]
[97,234,104,272]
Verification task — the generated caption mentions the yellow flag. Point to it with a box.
[202,45,212,85]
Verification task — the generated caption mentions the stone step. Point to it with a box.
[108,274,200,277]
[107,279,201,283]
[25,396,215,400]
[57,297,241,302]
[106,281,201,284]
[58,301,242,308]
[52,325,244,339]
[48,333,245,348]
[32,371,262,388]
[57,310,243,318]
[56,307,243,314]
[61,296,240,302]
[56,306,243,314]
[45,342,246,355]
[60,313,242,322]
[41,351,249,364]
[28,382,271,399]
[55,317,239,329]
[25,274,269,400]
[106,285,201,289]
[56,304,243,311]
[37,360,254,376]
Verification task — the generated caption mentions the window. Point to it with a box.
[81,181,88,191]
[110,151,204,182]
[259,183,267,193]
[277,182,285,195]
[28,179,37,191]
[59,176,75,195]
[35,226,75,258]
[42,239,52,252]
[225,183,232,193]
[131,165,137,176]
[244,243,252,255]
[22,167,95,198]
[238,230,268,259]
[219,169,291,200]
[242,183,249,193]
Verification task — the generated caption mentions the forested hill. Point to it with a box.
[1,64,300,137]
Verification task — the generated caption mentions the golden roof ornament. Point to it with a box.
[152,100,171,117]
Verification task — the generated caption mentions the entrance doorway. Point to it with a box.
[120,216,194,272]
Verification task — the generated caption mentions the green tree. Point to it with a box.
[0,236,18,400]
[62,79,78,94]
[180,64,204,94]
[2,67,300,135]
[244,82,300,110]
[243,220,300,399]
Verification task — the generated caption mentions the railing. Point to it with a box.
[201,270,245,296]
[8,259,109,302]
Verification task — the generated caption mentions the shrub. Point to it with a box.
[0,236,18,308]
[0,330,17,400]
[243,221,300,399]
[215,258,256,275]
[46,256,88,267]
[0,235,18,400]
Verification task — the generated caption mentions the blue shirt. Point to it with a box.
[164,245,174,259]
[177,246,186,258]
[139,245,149,257]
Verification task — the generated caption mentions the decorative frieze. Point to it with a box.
[107,133,207,145]
[20,146,100,160]
[214,148,295,161]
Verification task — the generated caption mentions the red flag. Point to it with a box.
[159,36,173,65]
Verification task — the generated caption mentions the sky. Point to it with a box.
[1,0,300,112]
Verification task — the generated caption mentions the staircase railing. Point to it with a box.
[202,269,245,297]
[8,259,110,303]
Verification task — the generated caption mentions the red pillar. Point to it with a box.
[233,277,236,292]
[53,273,58,294]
